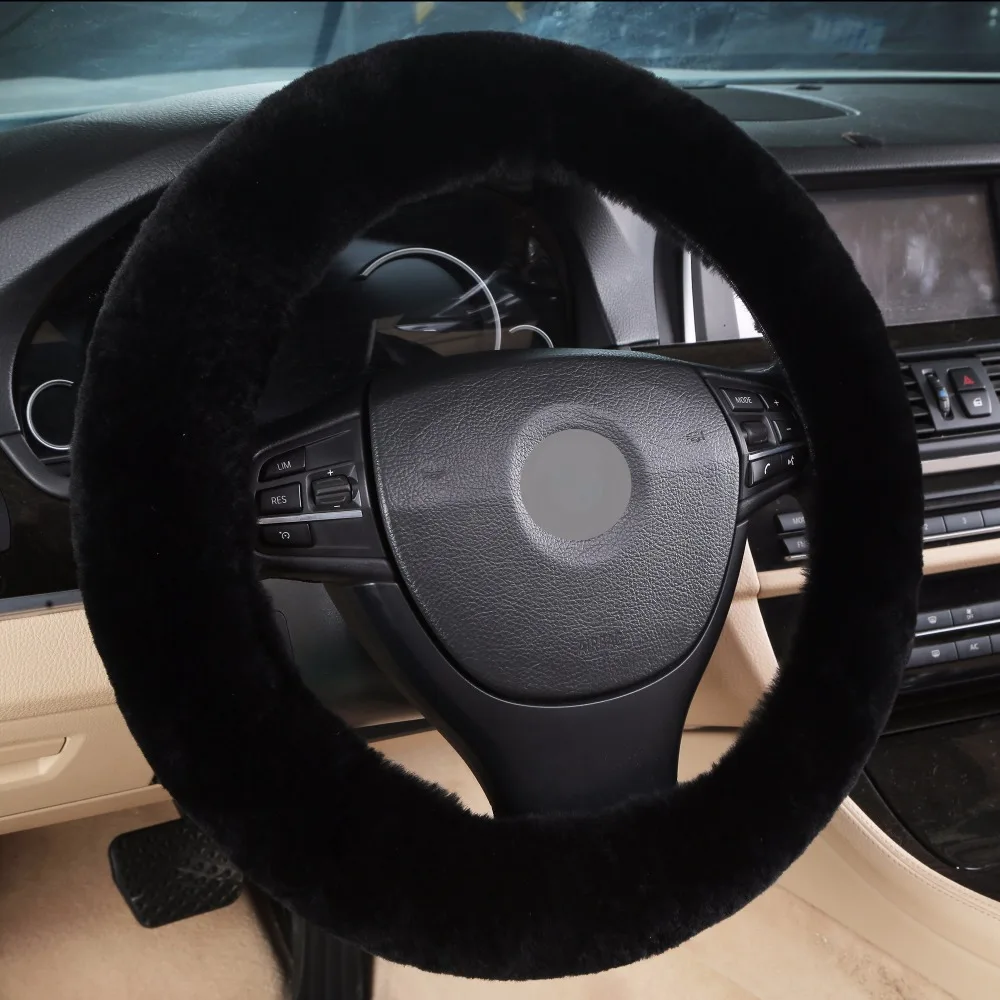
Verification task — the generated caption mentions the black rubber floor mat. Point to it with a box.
[108,817,244,927]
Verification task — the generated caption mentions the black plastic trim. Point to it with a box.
[0,588,80,616]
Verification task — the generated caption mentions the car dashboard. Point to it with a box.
[5,75,1000,903]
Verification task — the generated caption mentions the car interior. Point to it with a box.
[4,2,1000,999]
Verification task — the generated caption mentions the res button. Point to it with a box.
[257,483,302,515]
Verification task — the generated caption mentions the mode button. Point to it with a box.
[721,388,764,412]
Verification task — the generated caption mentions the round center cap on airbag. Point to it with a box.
[519,429,631,541]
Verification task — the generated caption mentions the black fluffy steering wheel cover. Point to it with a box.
[72,33,922,979]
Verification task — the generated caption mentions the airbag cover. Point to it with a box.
[369,350,739,700]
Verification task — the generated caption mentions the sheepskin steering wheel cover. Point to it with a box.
[71,32,922,980]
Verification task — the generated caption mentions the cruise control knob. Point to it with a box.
[311,474,355,509]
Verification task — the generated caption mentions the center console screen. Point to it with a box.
[686,184,1000,340]
[816,185,1000,328]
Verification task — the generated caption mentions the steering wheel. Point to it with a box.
[71,33,923,981]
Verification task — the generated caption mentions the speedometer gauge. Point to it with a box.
[355,241,558,357]
[358,246,505,351]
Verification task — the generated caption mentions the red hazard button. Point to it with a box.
[949,367,983,392]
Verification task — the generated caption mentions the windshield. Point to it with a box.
[3,1,1000,127]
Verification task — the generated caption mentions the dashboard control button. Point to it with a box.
[957,635,991,660]
[949,367,983,392]
[953,605,978,626]
[759,391,789,411]
[257,483,302,515]
[950,602,1000,627]
[312,474,355,509]
[917,609,953,632]
[984,507,1000,528]
[945,511,985,533]
[782,535,809,557]
[747,455,779,486]
[260,523,312,547]
[740,420,770,447]
[923,370,952,417]
[959,389,992,418]
[260,448,305,481]
[907,642,958,668]
[770,417,801,444]
[975,600,1000,621]
[922,516,946,537]
[991,635,1000,655]
[776,511,806,532]
[721,388,763,412]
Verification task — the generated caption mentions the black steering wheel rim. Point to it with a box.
[72,32,923,980]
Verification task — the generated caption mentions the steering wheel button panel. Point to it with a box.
[256,482,302,515]
[260,447,305,481]
[252,412,389,578]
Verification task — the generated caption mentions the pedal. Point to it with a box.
[109,817,244,928]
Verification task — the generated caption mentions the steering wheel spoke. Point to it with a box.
[332,540,744,818]
[252,394,392,585]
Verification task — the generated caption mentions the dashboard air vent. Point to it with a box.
[981,353,1000,398]
[899,361,935,437]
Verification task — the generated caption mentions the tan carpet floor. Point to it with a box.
[376,884,953,1000]
[0,733,955,1000]
[0,802,285,1000]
